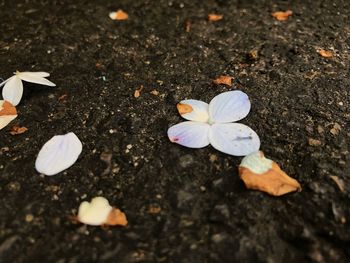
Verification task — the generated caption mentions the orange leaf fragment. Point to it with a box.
[272,10,293,21]
[208,14,223,22]
[0,100,17,130]
[10,126,28,135]
[177,103,193,115]
[106,208,128,226]
[134,85,144,98]
[239,151,301,196]
[109,9,129,21]
[317,49,333,58]
[213,75,233,86]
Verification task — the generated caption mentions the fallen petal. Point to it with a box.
[19,71,50,77]
[2,76,23,106]
[209,90,251,123]
[0,100,17,130]
[35,132,82,176]
[18,72,56,86]
[209,123,260,156]
[177,100,209,122]
[168,121,210,148]
[239,151,301,196]
[77,197,127,226]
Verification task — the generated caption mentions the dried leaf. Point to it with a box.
[330,123,341,136]
[109,10,129,21]
[248,49,259,60]
[10,126,28,135]
[308,138,322,146]
[239,151,301,196]
[317,49,333,58]
[0,100,17,130]
[330,176,345,192]
[148,205,161,214]
[134,85,144,98]
[208,14,223,21]
[185,20,192,32]
[150,90,159,96]
[58,93,68,102]
[213,75,233,86]
[272,10,293,21]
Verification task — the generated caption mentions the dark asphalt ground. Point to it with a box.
[0,0,349,262]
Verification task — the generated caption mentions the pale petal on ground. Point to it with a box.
[168,121,210,148]
[35,132,83,176]
[18,73,56,86]
[177,99,209,122]
[19,71,50,77]
[78,197,112,226]
[2,76,23,106]
[209,123,260,156]
[209,90,251,123]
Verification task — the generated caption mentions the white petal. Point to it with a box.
[18,72,56,86]
[167,121,210,148]
[19,71,50,78]
[0,76,12,87]
[177,100,209,122]
[209,123,260,156]
[209,90,251,123]
[2,76,23,106]
[78,197,112,226]
[35,132,83,176]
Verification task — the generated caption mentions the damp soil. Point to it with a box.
[0,0,350,262]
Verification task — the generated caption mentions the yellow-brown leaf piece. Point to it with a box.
[317,49,333,58]
[272,10,293,21]
[213,75,233,86]
[109,10,129,21]
[106,208,128,226]
[10,126,28,135]
[239,151,301,196]
[0,100,17,130]
[208,14,223,21]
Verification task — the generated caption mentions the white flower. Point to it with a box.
[167,91,260,156]
[0,71,56,106]
[35,132,82,176]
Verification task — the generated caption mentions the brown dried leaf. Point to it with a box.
[150,90,159,96]
[10,126,28,135]
[58,93,68,102]
[330,123,341,136]
[109,10,129,21]
[134,85,144,98]
[330,176,345,192]
[239,152,301,196]
[272,10,293,21]
[185,20,192,32]
[213,75,233,86]
[308,138,322,146]
[148,205,161,214]
[105,208,128,226]
[208,14,223,21]
[318,49,333,58]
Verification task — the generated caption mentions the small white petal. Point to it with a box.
[19,71,50,78]
[18,72,56,86]
[167,121,210,148]
[177,100,209,122]
[2,76,23,106]
[35,132,83,176]
[209,90,251,123]
[0,100,17,130]
[78,197,112,226]
[209,123,260,156]
[0,76,12,87]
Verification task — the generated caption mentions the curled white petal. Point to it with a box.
[2,76,23,106]
[167,121,210,148]
[35,132,83,176]
[177,100,209,122]
[18,72,56,86]
[209,123,260,156]
[209,90,251,123]
[19,71,50,78]
[78,197,112,226]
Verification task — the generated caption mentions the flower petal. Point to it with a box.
[0,77,12,87]
[209,90,251,123]
[18,72,56,86]
[2,76,23,106]
[35,132,83,176]
[177,99,209,122]
[19,71,50,78]
[167,121,210,148]
[78,197,113,226]
[209,123,260,156]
